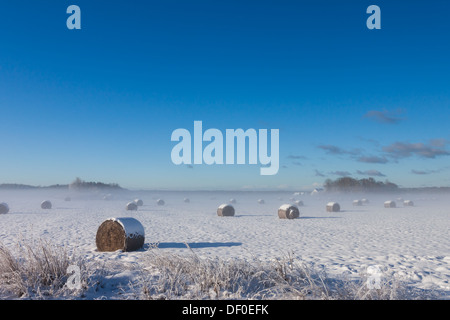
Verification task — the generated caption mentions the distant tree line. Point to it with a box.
[69,178,122,191]
[0,179,123,190]
[324,177,398,193]
[0,183,67,189]
[0,184,37,190]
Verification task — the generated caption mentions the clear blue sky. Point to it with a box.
[1,0,449,190]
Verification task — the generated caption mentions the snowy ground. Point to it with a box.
[0,189,449,299]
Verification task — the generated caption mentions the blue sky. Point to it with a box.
[0,0,449,190]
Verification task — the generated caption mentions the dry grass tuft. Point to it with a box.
[0,240,89,299]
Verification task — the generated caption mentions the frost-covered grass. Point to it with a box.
[0,240,441,300]
[0,240,96,299]
[0,240,73,298]
[134,246,439,300]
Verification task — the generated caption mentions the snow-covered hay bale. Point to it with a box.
[384,201,396,208]
[183,198,190,203]
[257,199,265,204]
[217,204,235,217]
[156,199,165,206]
[96,217,145,252]
[294,200,304,206]
[403,200,414,207]
[134,199,143,206]
[41,200,52,209]
[126,202,138,211]
[326,202,340,212]
[361,198,369,204]
[353,200,363,206]
[0,203,9,215]
[278,204,300,219]
[229,198,236,204]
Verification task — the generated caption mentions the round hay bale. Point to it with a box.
[257,199,265,204]
[126,202,138,211]
[326,202,340,212]
[229,198,236,204]
[183,198,190,203]
[41,200,52,209]
[384,200,396,208]
[96,217,145,252]
[134,199,144,206]
[217,204,235,217]
[156,199,165,206]
[403,200,414,207]
[353,200,363,206]
[294,200,304,206]
[0,203,9,215]
[278,204,300,219]
[361,198,370,204]
[64,196,71,202]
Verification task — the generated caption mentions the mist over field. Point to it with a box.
[1,186,449,299]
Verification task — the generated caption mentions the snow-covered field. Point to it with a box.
[1,189,449,299]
